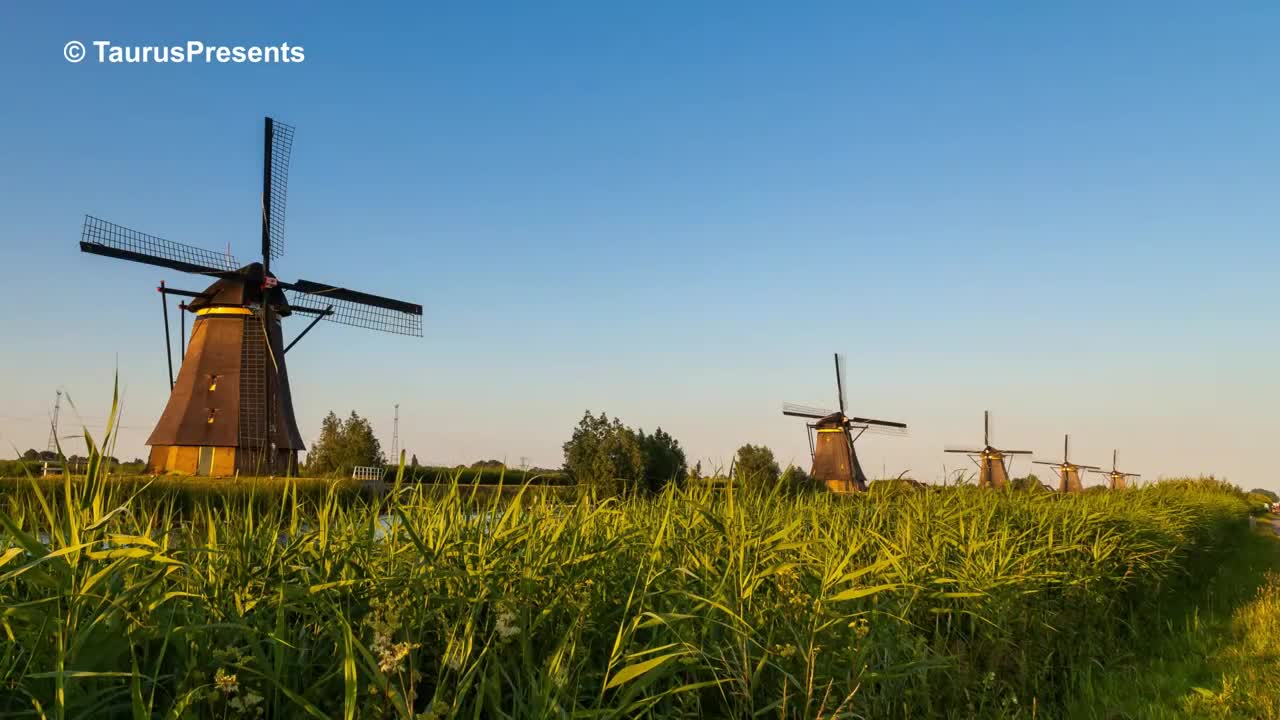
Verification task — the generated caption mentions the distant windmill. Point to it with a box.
[944,411,1031,489]
[1090,450,1140,490]
[1033,435,1099,493]
[78,116,423,477]
[783,353,907,493]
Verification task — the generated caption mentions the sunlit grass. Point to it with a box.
[0,385,1258,718]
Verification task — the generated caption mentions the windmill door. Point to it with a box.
[197,447,213,476]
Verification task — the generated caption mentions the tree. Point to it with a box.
[562,411,645,496]
[1011,474,1043,491]
[410,454,420,468]
[638,427,687,493]
[305,410,386,476]
[21,449,38,461]
[471,459,504,469]
[734,444,780,488]
[1246,491,1275,509]
[779,465,819,494]
[1249,488,1278,503]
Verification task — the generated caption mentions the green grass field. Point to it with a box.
[1,457,1268,719]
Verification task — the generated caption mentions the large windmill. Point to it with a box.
[79,117,423,477]
[782,353,906,493]
[1033,435,1099,493]
[944,411,1031,489]
[1090,450,1140,490]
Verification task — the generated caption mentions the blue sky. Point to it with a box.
[1,2,1276,489]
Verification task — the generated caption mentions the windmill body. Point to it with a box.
[145,263,305,475]
[1033,435,1099,494]
[783,354,906,493]
[944,411,1031,489]
[79,117,422,477]
[810,412,871,493]
[1090,450,1140,490]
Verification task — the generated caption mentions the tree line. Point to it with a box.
[302,407,817,493]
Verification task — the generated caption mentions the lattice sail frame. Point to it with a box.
[265,120,294,262]
[264,119,294,262]
[82,216,239,275]
[287,289,423,336]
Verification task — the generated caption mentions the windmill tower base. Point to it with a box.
[979,455,1011,489]
[812,427,868,493]
[147,445,297,477]
[144,297,304,478]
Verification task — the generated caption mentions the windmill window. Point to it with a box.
[207,409,217,424]
[208,375,219,391]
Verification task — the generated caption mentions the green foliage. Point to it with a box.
[1,380,1263,717]
[638,426,687,493]
[868,476,925,496]
[561,411,687,496]
[0,452,1256,718]
[395,464,571,486]
[1249,488,1278,503]
[1067,517,1280,718]
[1246,492,1275,513]
[1011,473,1047,491]
[733,443,780,487]
[778,464,819,494]
[304,410,386,476]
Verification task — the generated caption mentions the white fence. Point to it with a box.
[42,461,91,477]
[351,466,383,482]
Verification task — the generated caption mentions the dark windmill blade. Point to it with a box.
[984,410,991,447]
[782,403,835,419]
[285,279,423,337]
[1001,450,1034,455]
[847,416,907,429]
[852,423,909,438]
[261,117,295,267]
[80,216,239,278]
[1032,460,1062,467]
[944,447,985,454]
[834,353,848,414]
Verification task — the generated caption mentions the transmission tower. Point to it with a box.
[390,403,400,462]
[46,390,62,454]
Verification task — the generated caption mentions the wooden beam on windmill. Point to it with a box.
[78,117,423,478]
[1088,449,1140,490]
[782,353,906,493]
[1032,434,1100,493]
[944,411,1032,489]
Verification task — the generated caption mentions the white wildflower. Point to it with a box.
[495,610,521,641]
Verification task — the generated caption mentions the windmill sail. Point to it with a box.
[80,216,239,277]
[262,118,295,263]
[782,403,836,419]
[285,279,423,336]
